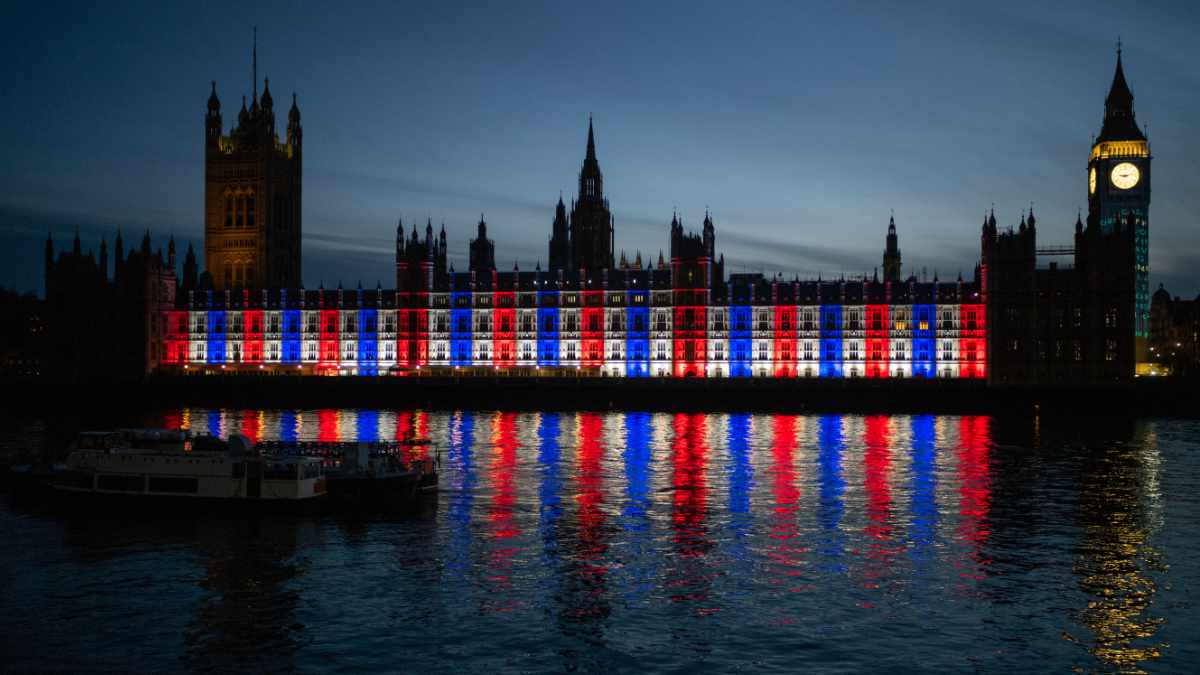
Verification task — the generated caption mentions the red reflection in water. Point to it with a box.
[569,412,610,621]
[414,411,429,461]
[668,413,716,611]
[490,413,520,539]
[395,410,412,443]
[767,415,807,591]
[240,410,261,446]
[395,411,430,462]
[483,413,521,613]
[162,409,183,432]
[862,415,896,588]
[317,409,338,444]
[956,416,993,578]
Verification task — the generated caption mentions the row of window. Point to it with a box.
[182,307,984,337]
[180,338,982,364]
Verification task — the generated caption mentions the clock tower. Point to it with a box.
[1084,45,1151,374]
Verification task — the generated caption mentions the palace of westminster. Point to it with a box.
[43,48,1172,383]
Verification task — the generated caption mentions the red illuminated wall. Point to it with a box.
[319,309,339,371]
[581,291,604,368]
[959,304,986,379]
[865,304,889,378]
[773,305,796,377]
[494,292,516,368]
[164,310,189,364]
[396,307,412,368]
[243,309,263,363]
[397,301,430,369]
[672,305,706,377]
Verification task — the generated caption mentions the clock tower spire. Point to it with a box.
[1084,44,1151,375]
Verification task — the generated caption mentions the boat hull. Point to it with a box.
[45,484,329,515]
[326,472,423,510]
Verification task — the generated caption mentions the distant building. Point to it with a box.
[1147,285,1200,375]
[44,229,181,376]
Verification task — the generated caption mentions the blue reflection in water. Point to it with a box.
[206,409,223,438]
[818,415,846,571]
[726,413,754,571]
[537,413,563,561]
[446,411,476,581]
[356,410,379,444]
[278,410,298,444]
[621,411,655,602]
[622,412,652,530]
[727,414,753,521]
[909,415,938,572]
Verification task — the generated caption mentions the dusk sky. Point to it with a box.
[3,0,1198,296]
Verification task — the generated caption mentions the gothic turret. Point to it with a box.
[259,78,275,137]
[883,214,902,283]
[206,81,222,149]
[287,93,302,148]
[702,209,715,259]
[549,193,569,272]
[469,214,496,274]
[182,243,198,291]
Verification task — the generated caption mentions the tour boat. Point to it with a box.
[48,429,327,511]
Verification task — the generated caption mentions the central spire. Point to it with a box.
[586,114,596,161]
[252,26,258,104]
[578,116,603,201]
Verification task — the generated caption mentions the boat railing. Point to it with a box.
[255,441,442,471]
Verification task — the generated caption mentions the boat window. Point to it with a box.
[148,477,199,494]
[97,474,143,492]
[264,464,297,481]
[302,463,322,479]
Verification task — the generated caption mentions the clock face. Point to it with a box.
[1111,162,1140,190]
[1089,167,1096,194]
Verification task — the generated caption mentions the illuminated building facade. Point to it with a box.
[163,258,986,380]
[143,50,1170,384]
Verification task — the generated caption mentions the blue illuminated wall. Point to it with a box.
[207,310,226,364]
[358,309,378,375]
[819,305,843,378]
[912,304,935,378]
[730,305,752,377]
[625,291,649,377]
[537,292,560,367]
[451,292,473,367]
[282,310,301,363]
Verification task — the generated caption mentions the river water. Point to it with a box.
[2,410,1198,673]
